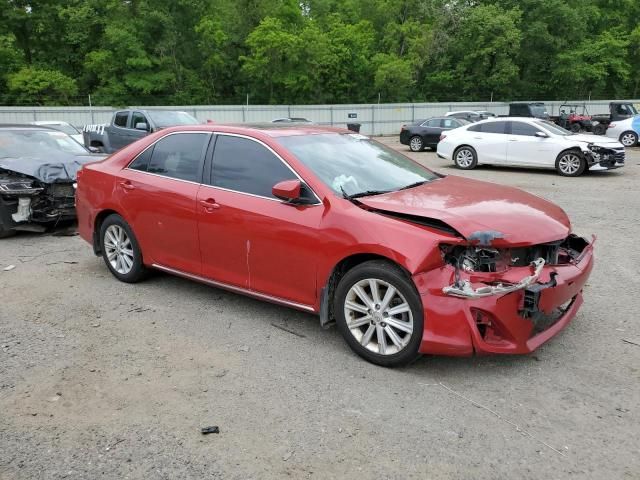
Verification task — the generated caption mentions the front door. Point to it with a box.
[199,134,322,306]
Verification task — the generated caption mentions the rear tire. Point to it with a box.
[409,136,424,152]
[555,150,586,177]
[619,131,638,147]
[592,124,607,135]
[99,214,147,283]
[334,260,423,367]
[453,146,478,170]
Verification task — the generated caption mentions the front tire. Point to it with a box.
[409,136,424,152]
[619,131,638,147]
[453,146,478,170]
[99,214,147,283]
[570,123,581,133]
[334,260,423,367]
[556,150,586,177]
[592,124,606,135]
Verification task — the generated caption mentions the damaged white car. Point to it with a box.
[0,125,104,238]
[437,117,625,176]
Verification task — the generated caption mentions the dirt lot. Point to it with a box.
[1,139,639,480]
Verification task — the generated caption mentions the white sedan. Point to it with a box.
[437,117,625,176]
[605,115,640,147]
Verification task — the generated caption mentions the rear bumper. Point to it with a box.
[413,239,594,356]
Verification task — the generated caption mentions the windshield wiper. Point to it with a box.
[341,186,391,201]
[398,180,429,191]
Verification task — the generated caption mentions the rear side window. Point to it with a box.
[510,122,539,136]
[114,112,128,128]
[424,119,441,127]
[442,118,459,129]
[211,135,297,198]
[481,121,507,134]
[144,133,208,182]
[468,123,483,132]
[129,146,154,171]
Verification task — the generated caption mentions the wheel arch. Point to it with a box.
[319,252,412,328]
[92,209,122,255]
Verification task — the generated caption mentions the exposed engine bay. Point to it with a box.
[0,170,76,231]
[586,144,625,169]
[440,234,590,298]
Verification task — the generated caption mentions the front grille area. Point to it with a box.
[47,183,75,198]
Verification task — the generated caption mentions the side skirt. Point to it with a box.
[151,263,317,313]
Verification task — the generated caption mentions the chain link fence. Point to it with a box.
[1,100,638,136]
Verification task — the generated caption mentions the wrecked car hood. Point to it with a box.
[0,153,104,183]
[357,176,571,246]
[564,134,620,145]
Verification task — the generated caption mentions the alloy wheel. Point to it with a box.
[343,278,414,355]
[104,225,134,275]
[620,132,637,147]
[409,136,423,151]
[455,149,474,167]
[558,153,582,175]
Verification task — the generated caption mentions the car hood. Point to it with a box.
[357,176,571,246]
[564,134,620,145]
[0,153,105,183]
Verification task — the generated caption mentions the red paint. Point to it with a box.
[76,124,594,357]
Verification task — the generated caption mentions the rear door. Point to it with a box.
[198,134,323,306]
[108,111,133,151]
[468,121,509,164]
[116,132,210,274]
[421,118,444,146]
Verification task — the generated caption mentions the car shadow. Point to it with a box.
[437,163,626,178]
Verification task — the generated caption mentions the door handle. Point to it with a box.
[119,180,135,191]
[200,198,220,212]
[473,136,482,140]
[508,139,518,142]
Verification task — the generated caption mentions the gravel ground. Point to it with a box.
[1,140,639,480]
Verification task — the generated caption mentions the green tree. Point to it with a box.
[7,67,78,105]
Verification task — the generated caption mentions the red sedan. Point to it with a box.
[76,124,594,367]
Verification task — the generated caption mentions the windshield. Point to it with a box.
[276,133,438,197]
[44,123,80,135]
[530,105,548,117]
[0,130,88,158]
[535,120,572,136]
[147,111,200,127]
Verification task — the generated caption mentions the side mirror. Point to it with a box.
[535,131,549,138]
[135,122,149,131]
[272,179,302,203]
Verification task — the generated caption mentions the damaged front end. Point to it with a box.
[422,234,594,354]
[440,234,590,299]
[585,143,625,170]
[0,171,76,232]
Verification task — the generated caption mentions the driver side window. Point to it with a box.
[131,112,149,131]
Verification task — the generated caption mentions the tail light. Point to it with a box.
[439,134,447,141]
[608,123,616,128]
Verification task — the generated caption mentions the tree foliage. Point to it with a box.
[0,0,638,105]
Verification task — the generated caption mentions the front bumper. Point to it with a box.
[586,147,625,170]
[412,238,594,356]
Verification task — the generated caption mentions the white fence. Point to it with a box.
[1,100,638,136]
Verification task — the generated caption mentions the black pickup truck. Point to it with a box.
[508,102,550,119]
[83,109,200,153]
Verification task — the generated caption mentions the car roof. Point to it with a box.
[31,120,70,125]
[156,123,350,138]
[0,123,59,131]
